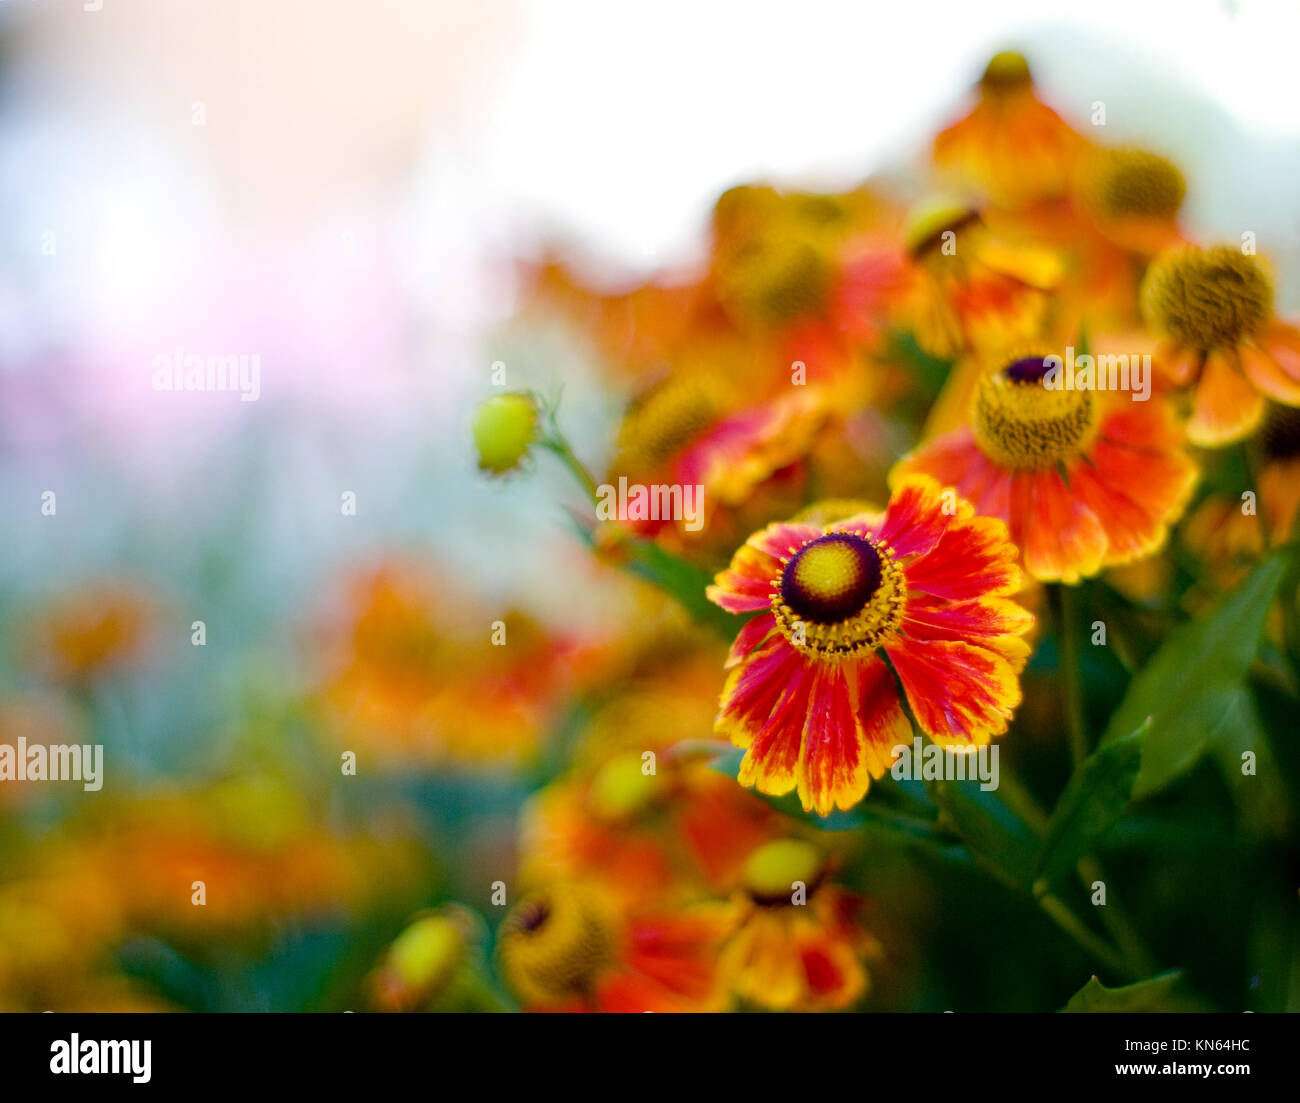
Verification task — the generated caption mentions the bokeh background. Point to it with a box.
[1,0,1298,1011]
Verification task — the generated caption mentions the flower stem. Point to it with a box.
[1077,856,1160,978]
[1037,892,1132,979]
[1057,582,1089,769]
[538,431,600,507]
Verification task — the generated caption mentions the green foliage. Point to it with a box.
[1101,552,1289,797]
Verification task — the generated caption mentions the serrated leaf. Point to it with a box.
[1100,552,1288,798]
[1062,970,1203,1012]
[1034,721,1148,888]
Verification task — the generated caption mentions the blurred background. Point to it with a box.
[0,0,1298,1011]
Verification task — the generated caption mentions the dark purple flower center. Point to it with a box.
[779,533,882,625]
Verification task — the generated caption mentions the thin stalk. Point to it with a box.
[1057,582,1089,768]
[538,433,600,507]
[1037,893,1132,980]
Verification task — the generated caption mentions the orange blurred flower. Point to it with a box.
[718,838,881,1012]
[933,51,1088,210]
[498,884,731,1012]
[1142,244,1300,446]
[899,344,1198,582]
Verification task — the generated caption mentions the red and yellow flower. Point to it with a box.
[310,560,608,768]
[707,474,1031,814]
[1142,244,1300,446]
[898,344,1198,583]
[497,884,730,1012]
[897,199,1063,367]
[518,652,780,908]
[933,51,1088,210]
[718,838,880,1012]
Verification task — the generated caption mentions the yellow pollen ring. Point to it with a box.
[973,367,1097,470]
[789,542,864,604]
[773,533,904,659]
[497,889,616,1007]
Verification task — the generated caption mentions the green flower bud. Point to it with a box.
[473,392,540,475]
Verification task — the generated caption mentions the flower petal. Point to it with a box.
[725,612,777,669]
[796,658,904,815]
[877,474,967,558]
[902,509,1022,601]
[1068,414,1197,565]
[708,522,817,614]
[886,636,1021,746]
[1188,351,1266,446]
[1013,468,1108,583]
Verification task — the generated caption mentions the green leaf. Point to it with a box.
[1061,970,1206,1012]
[927,777,1041,892]
[1100,551,1288,798]
[1034,721,1148,890]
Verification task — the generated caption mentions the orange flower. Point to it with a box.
[718,839,880,1012]
[311,560,605,768]
[610,365,830,555]
[707,475,1031,814]
[1078,147,1187,258]
[519,655,781,908]
[1142,244,1300,445]
[497,885,730,1012]
[898,345,1198,582]
[933,51,1088,210]
[898,200,1062,365]
[23,579,159,684]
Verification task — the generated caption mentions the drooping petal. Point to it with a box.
[1188,351,1266,446]
[1068,416,1197,564]
[725,612,777,669]
[1239,339,1300,405]
[716,636,802,748]
[886,635,1021,746]
[720,640,817,798]
[1013,468,1108,583]
[851,655,914,778]
[796,665,868,816]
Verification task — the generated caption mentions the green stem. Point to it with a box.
[1057,582,1089,768]
[1077,856,1160,978]
[996,768,1049,834]
[538,433,600,507]
[1038,892,1132,979]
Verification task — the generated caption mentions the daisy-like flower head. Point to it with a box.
[1088,148,1186,224]
[898,345,1199,583]
[497,885,728,1012]
[517,657,780,907]
[933,51,1087,210]
[898,199,1062,362]
[1142,244,1300,445]
[1256,403,1300,544]
[719,838,881,1011]
[707,475,1032,815]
